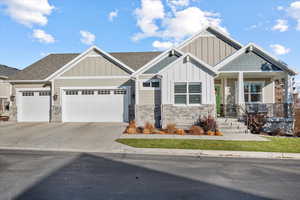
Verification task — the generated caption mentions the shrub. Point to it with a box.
[176,128,185,135]
[198,115,217,132]
[271,128,285,136]
[128,120,137,129]
[143,128,151,134]
[189,126,204,135]
[136,127,143,134]
[127,128,137,134]
[152,128,161,134]
[144,122,155,133]
[166,124,177,134]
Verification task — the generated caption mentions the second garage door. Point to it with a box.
[17,90,51,122]
[62,88,129,122]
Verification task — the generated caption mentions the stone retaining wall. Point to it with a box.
[161,104,215,128]
[135,105,161,127]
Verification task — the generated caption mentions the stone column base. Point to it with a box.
[51,105,62,122]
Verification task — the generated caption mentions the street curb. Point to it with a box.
[0,146,300,160]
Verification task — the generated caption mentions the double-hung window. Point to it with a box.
[244,82,263,103]
[174,82,202,105]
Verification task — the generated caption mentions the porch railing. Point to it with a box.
[220,103,295,134]
[220,103,294,118]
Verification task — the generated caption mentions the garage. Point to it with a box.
[62,88,129,122]
[17,90,51,122]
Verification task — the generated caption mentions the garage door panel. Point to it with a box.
[62,89,128,122]
[18,91,50,122]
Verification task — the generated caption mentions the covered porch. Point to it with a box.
[214,71,293,118]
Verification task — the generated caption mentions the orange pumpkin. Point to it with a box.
[207,131,215,136]
[215,131,223,136]
[190,126,205,135]
[176,129,185,135]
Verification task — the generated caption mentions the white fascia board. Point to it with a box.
[8,80,49,83]
[15,88,50,92]
[250,43,297,75]
[57,76,131,80]
[45,45,135,81]
[132,48,184,77]
[186,53,218,75]
[176,26,243,50]
[215,43,297,75]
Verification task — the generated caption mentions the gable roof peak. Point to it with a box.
[176,25,243,51]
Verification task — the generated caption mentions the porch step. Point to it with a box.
[217,117,250,134]
[218,122,246,126]
[218,126,248,130]
[216,118,240,123]
[221,129,250,134]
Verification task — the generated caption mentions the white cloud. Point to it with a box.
[277,6,284,11]
[272,19,289,32]
[0,0,54,27]
[108,10,118,22]
[167,0,190,7]
[32,29,55,43]
[133,0,226,43]
[40,52,50,57]
[152,40,174,50]
[287,1,300,30]
[162,7,225,41]
[133,0,165,41]
[167,0,190,11]
[80,30,96,45]
[270,44,290,55]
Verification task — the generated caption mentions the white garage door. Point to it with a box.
[17,90,51,122]
[62,88,129,122]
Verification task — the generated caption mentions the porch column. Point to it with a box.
[284,73,293,117]
[237,72,245,105]
[222,78,227,105]
[284,73,293,104]
[222,77,227,117]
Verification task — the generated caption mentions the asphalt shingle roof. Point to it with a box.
[0,65,19,78]
[9,51,162,80]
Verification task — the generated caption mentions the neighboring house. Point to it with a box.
[8,26,297,126]
[0,65,19,115]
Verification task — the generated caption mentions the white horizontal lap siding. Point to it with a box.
[160,59,215,105]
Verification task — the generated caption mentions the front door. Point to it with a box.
[215,85,221,116]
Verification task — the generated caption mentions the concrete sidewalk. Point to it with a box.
[120,133,269,141]
[0,145,299,160]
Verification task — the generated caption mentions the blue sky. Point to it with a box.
[0,0,300,79]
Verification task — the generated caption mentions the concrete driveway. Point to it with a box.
[0,122,128,152]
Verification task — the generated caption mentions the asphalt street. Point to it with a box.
[0,150,300,200]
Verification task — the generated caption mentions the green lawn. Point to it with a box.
[116,137,300,153]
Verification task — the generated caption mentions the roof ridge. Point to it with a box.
[0,64,19,70]
[110,51,162,53]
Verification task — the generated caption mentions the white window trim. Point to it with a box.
[140,79,161,90]
[243,81,265,104]
[173,81,202,106]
